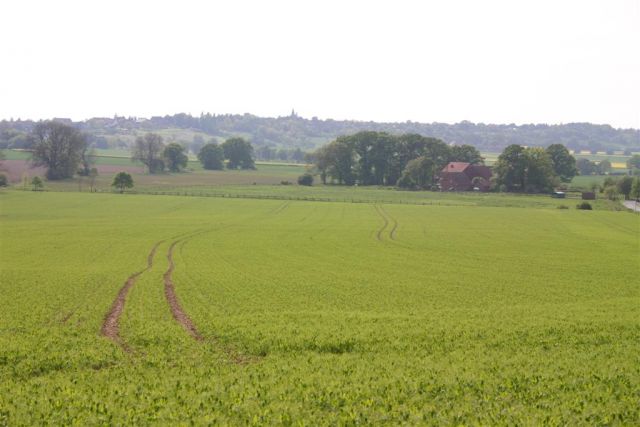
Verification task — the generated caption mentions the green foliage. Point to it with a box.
[450,144,483,164]
[397,156,435,190]
[495,145,556,192]
[576,201,592,210]
[131,133,165,173]
[616,176,633,200]
[31,121,88,180]
[30,176,43,191]
[111,172,134,193]
[222,137,255,170]
[631,177,640,200]
[163,143,188,172]
[297,173,313,186]
[545,144,577,182]
[627,154,640,171]
[197,142,225,170]
[312,132,450,187]
[0,192,638,424]
[0,173,6,187]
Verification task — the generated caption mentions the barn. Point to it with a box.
[439,162,492,191]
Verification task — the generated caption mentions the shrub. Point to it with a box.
[297,173,314,186]
[0,174,7,187]
[556,205,569,209]
[576,202,592,210]
[280,180,292,186]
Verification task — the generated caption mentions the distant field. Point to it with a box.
[0,191,638,424]
[1,149,633,204]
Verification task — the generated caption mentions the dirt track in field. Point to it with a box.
[164,240,204,341]
[374,205,398,241]
[101,241,162,351]
[374,205,389,241]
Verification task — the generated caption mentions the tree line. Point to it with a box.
[308,131,483,188]
[307,131,581,192]
[3,113,639,153]
[131,133,255,173]
[18,121,258,179]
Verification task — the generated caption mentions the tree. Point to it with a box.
[31,176,43,191]
[494,145,556,192]
[197,142,225,170]
[78,145,96,176]
[628,154,640,173]
[450,144,483,164]
[112,172,133,193]
[0,174,7,187]
[397,156,435,190]
[616,176,633,200]
[297,173,313,186]
[597,159,611,175]
[523,147,557,192]
[545,144,577,182]
[163,143,188,172]
[576,158,595,176]
[222,137,255,169]
[494,144,528,191]
[630,177,640,200]
[132,133,165,173]
[88,167,98,192]
[31,121,88,180]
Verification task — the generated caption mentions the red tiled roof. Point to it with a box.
[442,162,470,173]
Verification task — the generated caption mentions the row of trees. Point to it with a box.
[309,132,579,193]
[309,131,483,187]
[133,133,256,173]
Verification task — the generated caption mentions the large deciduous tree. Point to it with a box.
[112,172,134,193]
[31,121,88,180]
[197,142,225,170]
[222,137,255,169]
[397,156,435,190]
[495,145,556,192]
[163,143,188,172]
[450,144,483,165]
[545,144,577,182]
[132,133,165,173]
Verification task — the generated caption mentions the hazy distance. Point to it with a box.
[0,0,638,128]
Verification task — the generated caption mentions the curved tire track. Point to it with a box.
[101,241,163,351]
[374,205,389,241]
[164,239,204,341]
[379,206,398,241]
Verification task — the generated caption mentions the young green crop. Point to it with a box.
[0,191,638,424]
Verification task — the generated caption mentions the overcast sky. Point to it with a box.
[1,0,638,128]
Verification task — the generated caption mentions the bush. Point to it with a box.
[576,202,592,210]
[0,174,7,187]
[297,173,314,186]
[556,205,569,209]
[280,180,292,185]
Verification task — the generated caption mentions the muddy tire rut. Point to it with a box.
[101,241,162,351]
[164,240,204,341]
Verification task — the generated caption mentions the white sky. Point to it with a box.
[0,0,638,128]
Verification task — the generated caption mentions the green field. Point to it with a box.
[0,190,638,424]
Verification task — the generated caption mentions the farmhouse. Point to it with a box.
[439,162,492,191]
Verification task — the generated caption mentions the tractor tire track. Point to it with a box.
[164,239,204,341]
[101,241,163,351]
[379,206,398,241]
[374,205,389,241]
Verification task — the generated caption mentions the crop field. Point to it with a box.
[0,189,638,425]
